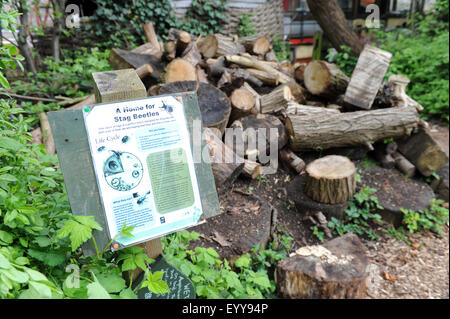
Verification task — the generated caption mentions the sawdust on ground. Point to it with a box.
[364,227,449,299]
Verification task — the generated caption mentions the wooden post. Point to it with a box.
[92,69,162,276]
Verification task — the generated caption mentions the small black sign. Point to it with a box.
[133,255,196,299]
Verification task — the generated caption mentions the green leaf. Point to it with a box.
[121,258,136,272]
[3,267,29,283]
[0,253,12,269]
[234,254,251,268]
[0,230,13,245]
[0,136,22,151]
[96,273,126,293]
[119,287,137,299]
[87,277,111,299]
[0,72,10,89]
[147,280,170,294]
[57,219,94,251]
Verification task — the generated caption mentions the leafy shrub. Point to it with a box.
[237,13,256,37]
[325,45,358,77]
[401,199,449,235]
[328,186,383,241]
[272,38,290,62]
[183,0,227,36]
[162,230,293,299]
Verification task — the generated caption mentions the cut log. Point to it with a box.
[208,56,263,88]
[163,41,176,61]
[143,22,161,52]
[225,55,293,84]
[279,149,305,174]
[286,106,420,151]
[284,102,340,117]
[305,155,356,204]
[265,49,278,62]
[242,82,261,114]
[276,233,369,299]
[181,43,202,67]
[109,48,164,81]
[131,43,162,59]
[284,81,307,104]
[294,63,307,82]
[393,151,416,177]
[397,127,449,177]
[304,61,349,98]
[344,45,392,110]
[135,64,153,79]
[245,68,279,86]
[160,81,231,135]
[260,84,293,114]
[239,36,271,56]
[39,112,55,155]
[378,75,424,111]
[198,34,245,58]
[204,128,245,192]
[228,114,288,162]
[242,160,262,179]
[164,58,197,83]
[175,30,191,56]
[196,66,209,84]
[230,88,256,122]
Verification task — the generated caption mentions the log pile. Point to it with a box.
[91,24,447,198]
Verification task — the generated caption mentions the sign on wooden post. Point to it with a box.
[48,69,220,258]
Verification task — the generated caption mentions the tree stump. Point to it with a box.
[159,81,231,135]
[304,61,349,98]
[305,155,356,204]
[276,233,369,299]
[287,175,349,220]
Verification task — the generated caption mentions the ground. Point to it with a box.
[190,124,449,299]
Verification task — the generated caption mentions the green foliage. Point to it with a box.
[325,45,358,77]
[272,38,290,62]
[183,0,228,36]
[401,199,449,235]
[328,187,383,241]
[12,48,111,99]
[237,13,256,37]
[312,226,325,242]
[375,1,449,122]
[162,229,293,299]
[0,9,24,89]
[85,0,179,48]
[85,0,227,49]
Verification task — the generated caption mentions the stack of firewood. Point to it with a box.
[100,22,448,194]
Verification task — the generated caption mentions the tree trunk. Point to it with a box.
[17,0,37,74]
[392,151,416,177]
[285,106,420,151]
[305,155,356,204]
[276,233,369,299]
[51,0,64,62]
[304,61,349,98]
[306,0,364,56]
[284,102,340,117]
